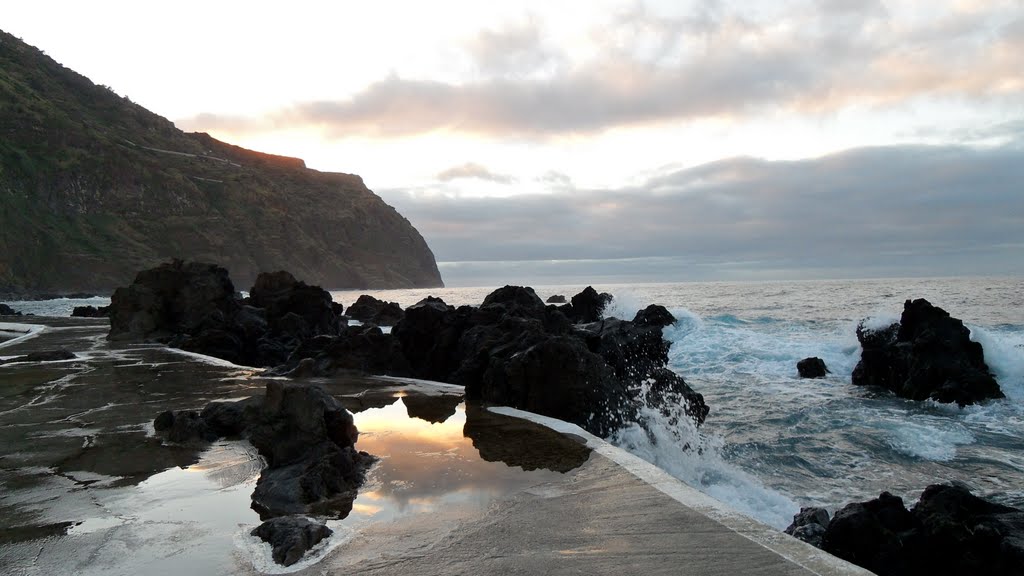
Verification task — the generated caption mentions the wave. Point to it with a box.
[610,403,799,529]
[969,325,1024,402]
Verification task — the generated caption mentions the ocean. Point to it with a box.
[8,276,1023,530]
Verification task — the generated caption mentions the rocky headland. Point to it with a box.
[0,29,442,297]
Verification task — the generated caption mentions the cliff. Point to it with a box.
[0,30,443,296]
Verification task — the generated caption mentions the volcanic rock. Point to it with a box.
[388,285,707,438]
[347,295,404,326]
[71,305,110,318]
[821,485,1024,576]
[152,410,218,443]
[785,507,831,548]
[546,294,567,303]
[251,516,332,567]
[0,303,21,316]
[108,260,238,341]
[852,299,1002,406]
[797,357,830,378]
[249,271,341,336]
[564,286,613,323]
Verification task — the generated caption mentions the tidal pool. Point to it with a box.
[0,320,590,574]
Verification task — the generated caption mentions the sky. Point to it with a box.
[5,0,1024,285]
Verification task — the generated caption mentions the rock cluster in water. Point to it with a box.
[853,298,1002,406]
[787,484,1024,576]
[112,260,708,439]
[0,303,22,316]
[154,381,374,566]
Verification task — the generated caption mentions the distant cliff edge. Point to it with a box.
[0,30,443,296]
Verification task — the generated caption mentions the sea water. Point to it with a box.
[12,276,1023,530]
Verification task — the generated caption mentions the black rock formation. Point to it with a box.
[797,357,830,378]
[564,286,613,323]
[0,303,22,316]
[347,295,404,326]
[152,383,374,521]
[784,507,831,548]
[391,287,708,438]
[251,516,332,567]
[108,260,343,367]
[819,484,1024,576]
[71,305,110,318]
[852,299,1002,406]
[546,294,567,303]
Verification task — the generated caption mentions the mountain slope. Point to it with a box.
[0,30,443,295]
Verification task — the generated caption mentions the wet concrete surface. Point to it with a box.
[0,319,598,575]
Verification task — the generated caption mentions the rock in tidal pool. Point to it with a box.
[251,516,332,566]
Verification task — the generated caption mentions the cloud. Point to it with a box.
[178,1,1023,139]
[382,143,1024,283]
[436,162,516,184]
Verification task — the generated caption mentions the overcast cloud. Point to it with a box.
[383,142,1024,285]
[178,1,1023,138]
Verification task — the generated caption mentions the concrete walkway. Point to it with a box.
[288,406,872,576]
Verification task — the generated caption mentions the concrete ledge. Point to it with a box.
[489,406,873,576]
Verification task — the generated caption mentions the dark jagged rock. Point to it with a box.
[249,271,340,337]
[247,381,359,465]
[388,286,707,438]
[347,295,404,326]
[565,286,613,323]
[797,357,830,378]
[109,260,238,341]
[270,325,411,378]
[152,410,218,443]
[820,485,1024,576]
[251,442,369,518]
[480,334,629,437]
[852,299,1002,406]
[244,382,373,519]
[393,299,472,382]
[823,492,921,576]
[107,261,344,367]
[153,383,375,525]
[251,516,332,567]
[582,316,673,381]
[70,305,110,318]
[546,294,567,303]
[641,367,710,427]
[200,398,259,437]
[785,507,831,548]
[633,304,676,328]
[0,349,76,365]
[482,285,548,318]
[0,303,21,316]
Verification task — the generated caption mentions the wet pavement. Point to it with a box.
[0,319,596,575]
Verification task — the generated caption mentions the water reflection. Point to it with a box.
[346,397,591,524]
